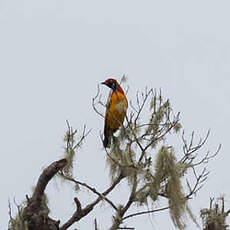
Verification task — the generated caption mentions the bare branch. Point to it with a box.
[110,174,137,229]
[186,167,209,199]
[134,88,153,125]
[123,206,170,220]
[59,172,118,211]
[94,218,98,230]
[92,84,106,118]
[31,159,67,207]
[60,174,123,230]
[73,124,91,150]
[20,159,67,229]
[118,227,135,230]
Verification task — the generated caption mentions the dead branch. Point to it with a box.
[60,174,123,230]
[110,174,137,230]
[29,159,67,210]
[23,159,67,230]
[92,84,106,118]
[123,206,170,220]
[201,196,229,230]
[59,172,118,211]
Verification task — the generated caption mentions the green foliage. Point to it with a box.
[174,122,182,133]
[146,99,170,138]
[147,146,190,229]
[8,203,28,230]
[8,83,217,230]
[107,137,137,183]
[63,125,77,177]
[60,122,90,190]
[162,148,186,229]
[105,89,198,229]
[8,192,49,230]
[201,197,229,230]
[176,161,192,177]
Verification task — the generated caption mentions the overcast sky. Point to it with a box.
[1,0,230,229]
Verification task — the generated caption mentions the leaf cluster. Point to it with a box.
[201,197,230,230]
[8,201,28,230]
[102,87,215,229]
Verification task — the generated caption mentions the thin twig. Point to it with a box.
[92,84,105,118]
[59,172,118,211]
[60,174,123,230]
[123,206,170,220]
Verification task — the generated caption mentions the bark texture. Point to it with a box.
[23,159,67,230]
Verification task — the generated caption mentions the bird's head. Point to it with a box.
[101,78,125,94]
[101,78,118,91]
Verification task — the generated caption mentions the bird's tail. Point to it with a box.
[103,136,110,148]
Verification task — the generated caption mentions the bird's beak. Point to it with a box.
[101,81,107,85]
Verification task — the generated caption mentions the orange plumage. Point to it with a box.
[102,78,128,148]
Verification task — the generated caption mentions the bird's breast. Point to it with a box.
[115,100,125,113]
[109,91,128,114]
[106,91,128,131]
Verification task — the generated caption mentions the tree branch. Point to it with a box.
[110,174,137,230]
[59,172,118,211]
[23,159,67,230]
[123,206,170,220]
[60,174,123,230]
[32,159,67,206]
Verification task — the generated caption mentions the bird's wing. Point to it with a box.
[104,90,112,139]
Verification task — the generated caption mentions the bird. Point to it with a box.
[101,78,128,148]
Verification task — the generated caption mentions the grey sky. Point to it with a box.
[1,0,230,229]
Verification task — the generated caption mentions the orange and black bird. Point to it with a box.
[102,78,128,148]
